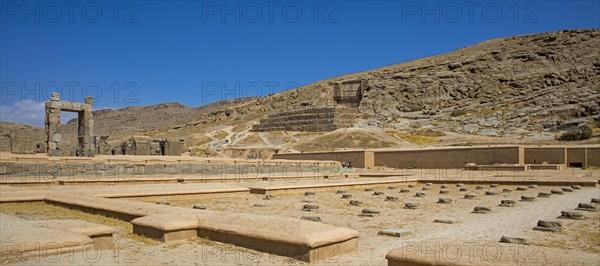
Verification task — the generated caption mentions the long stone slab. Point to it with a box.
[44,194,183,221]
[131,210,359,262]
[385,239,598,265]
[249,178,418,194]
[419,180,598,187]
[0,183,251,203]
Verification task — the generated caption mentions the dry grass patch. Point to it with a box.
[0,202,158,245]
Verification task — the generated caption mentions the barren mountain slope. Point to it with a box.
[147,29,600,154]
[2,29,599,155]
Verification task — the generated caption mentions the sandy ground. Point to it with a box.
[2,181,599,265]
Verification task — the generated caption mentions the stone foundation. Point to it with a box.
[251,107,358,132]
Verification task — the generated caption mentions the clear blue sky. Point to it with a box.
[1,0,599,126]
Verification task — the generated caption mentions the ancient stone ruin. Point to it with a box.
[332,78,365,107]
[112,136,186,156]
[45,92,95,157]
[251,79,364,132]
[7,131,36,154]
[250,107,358,132]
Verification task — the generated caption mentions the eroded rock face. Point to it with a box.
[357,30,600,137]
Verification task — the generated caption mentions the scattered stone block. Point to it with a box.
[365,188,374,192]
[464,194,476,199]
[559,211,583,220]
[156,201,171,205]
[301,216,322,222]
[336,190,347,194]
[342,194,352,199]
[193,205,207,210]
[408,184,415,188]
[570,185,581,190]
[591,198,600,204]
[349,200,363,206]
[500,236,530,245]
[485,191,497,196]
[437,198,453,204]
[434,218,455,224]
[490,184,498,188]
[358,213,374,217]
[456,183,464,187]
[528,185,538,189]
[385,196,399,202]
[551,189,564,195]
[441,185,448,189]
[405,203,419,209]
[422,187,431,191]
[533,220,562,232]
[305,192,316,196]
[425,183,432,186]
[576,203,598,211]
[263,194,275,200]
[373,191,384,196]
[502,189,512,193]
[388,186,397,190]
[253,203,268,208]
[303,204,319,210]
[472,206,491,213]
[362,208,380,214]
[476,186,484,190]
[378,228,411,237]
[516,186,528,191]
[538,192,551,198]
[561,187,573,192]
[415,192,426,197]
[521,196,536,202]
[400,189,410,193]
[499,200,516,207]
[302,199,316,203]
[459,188,467,192]
[440,190,450,194]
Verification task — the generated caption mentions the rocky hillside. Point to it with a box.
[152,29,600,155]
[354,29,600,136]
[2,29,599,156]
[0,122,44,152]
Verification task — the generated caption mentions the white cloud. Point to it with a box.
[0,100,77,127]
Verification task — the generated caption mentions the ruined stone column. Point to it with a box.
[45,92,62,156]
[81,96,95,156]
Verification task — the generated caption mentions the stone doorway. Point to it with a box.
[45,92,95,157]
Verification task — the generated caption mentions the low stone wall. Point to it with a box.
[273,151,365,168]
[0,161,338,183]
[374,146,522,169]
[251,107,358,132]
[274,146,600,169]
